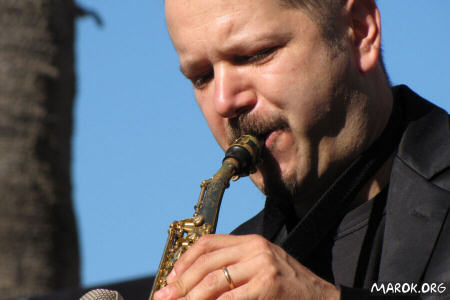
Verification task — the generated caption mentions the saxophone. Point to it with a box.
[149,135,261,300]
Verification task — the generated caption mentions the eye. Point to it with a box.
[233,46,278,65]
[191,70,214,89]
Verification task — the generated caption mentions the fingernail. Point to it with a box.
[167,269,176,281]
[154,287,170,300]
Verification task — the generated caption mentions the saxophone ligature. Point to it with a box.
[149,135,261,299]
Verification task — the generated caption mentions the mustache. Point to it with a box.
[227,113,289,145]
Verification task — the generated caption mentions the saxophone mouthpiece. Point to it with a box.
[223,134,261,176]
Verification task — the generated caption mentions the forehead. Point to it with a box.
[165,0,284,26]
[165,0,300,54]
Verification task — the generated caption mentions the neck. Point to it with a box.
[351,155,393,209]
[352,72,394,205]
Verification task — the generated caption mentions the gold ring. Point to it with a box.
[223,267,235,289]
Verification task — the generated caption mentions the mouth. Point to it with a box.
[227,113,289,149]
[251,123,288,148]
[264,129,285,150]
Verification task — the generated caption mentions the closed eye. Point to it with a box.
[233,46,279,65]
[191,69,214,89]
[187,47,278,89]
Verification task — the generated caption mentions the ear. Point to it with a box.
[345,0,381,73]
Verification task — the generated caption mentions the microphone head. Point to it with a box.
[80,289,124,300]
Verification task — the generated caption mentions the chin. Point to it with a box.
[251,159,299,198]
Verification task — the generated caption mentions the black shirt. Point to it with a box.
[332,187,387,288]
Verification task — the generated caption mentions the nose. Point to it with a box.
[213,63,257,118]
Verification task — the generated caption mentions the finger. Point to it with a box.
[178,234,276,285]
[180,268,234,300]
[216,275,274,300]
[159,235,274,299]
[171,244,242,292]
[185,251,277,300]
[169,234,261,282]
[155,263,260,300]
[216,282,252,300]
[215,265,282,300]
[167,239,266,298]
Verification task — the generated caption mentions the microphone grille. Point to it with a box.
[80,289,124,300]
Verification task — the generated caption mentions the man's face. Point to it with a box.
[166,0,369,201]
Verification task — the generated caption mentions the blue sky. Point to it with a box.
[73,0,450,287]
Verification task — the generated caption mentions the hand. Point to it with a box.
[153,234,340,300]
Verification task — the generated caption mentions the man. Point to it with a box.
[151,0,450,299]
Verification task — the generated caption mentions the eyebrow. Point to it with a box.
[179,62,205,79]
[178,31,291,78]
[179,55,214,79]
[179,64,190,78]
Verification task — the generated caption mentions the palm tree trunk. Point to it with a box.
[0,0,80,298]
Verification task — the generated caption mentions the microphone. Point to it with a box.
[80,289,124,300]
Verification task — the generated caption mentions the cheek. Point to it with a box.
[256,51,320,116]
[259,69,326,135]
[268,57,342,135]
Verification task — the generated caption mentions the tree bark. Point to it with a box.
[0,0,79,298]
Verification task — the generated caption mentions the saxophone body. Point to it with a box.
[149,135,261,300]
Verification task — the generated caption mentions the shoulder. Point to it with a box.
[381,87,450,282]
[393,85,450,192]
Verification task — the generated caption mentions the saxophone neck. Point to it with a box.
[196,135,262,232]
[195,158,239,232]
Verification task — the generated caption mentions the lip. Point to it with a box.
[265,129,284,150]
